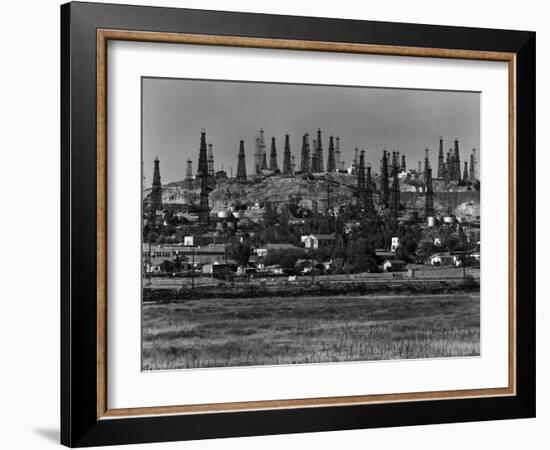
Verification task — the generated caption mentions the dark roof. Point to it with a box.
[310,233,336,240]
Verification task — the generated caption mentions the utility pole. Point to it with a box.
[190,246,196,290]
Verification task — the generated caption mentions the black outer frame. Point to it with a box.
[60,1,536,447]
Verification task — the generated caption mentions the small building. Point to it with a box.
[383,259,407,272]
[237,265,257,277]
[428,252,453,266]
[303,233,336,250]
[264,264,284,275]
[391,236,400,252]
[202,261,234,277]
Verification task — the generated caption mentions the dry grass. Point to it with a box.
[142,293,480,370]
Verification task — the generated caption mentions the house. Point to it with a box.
[391,236,400,252]
[202,261,235,277]
[428,252,453,266]
[303,233,336,250]
[264,264,284,275]
[295,258,324,274]
[237,265,257,277]
[383,259,407,272]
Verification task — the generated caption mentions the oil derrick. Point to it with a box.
[453,138,461,181]
[469,148,477,181]
[463,161,469,182]
[424,167,434,218]
[445,149,452,183]
[316,129,324,172]
[150,157,163,214]
[380,150,390,206]
[291,155,296,175]
[327,136,336,172]
[236,140,247,183]
[197,130,210,224]
[357,150,366,209]
[335,137,341,171]
[423,148,430,184]
[437,136,445,178]
[390,151,400,217]
[352,147,359,173]
[418,161,422,174]
[260,129,268,171]
[401,154,406,171]
[365,164,375,215]
[207,143,214,177]
[254,137,262,175]
[311,149,318,173]
[282,134,292,175]
[269,137,279,172]
[300,133,310,174]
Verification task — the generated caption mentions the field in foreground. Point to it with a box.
[142,293,480,370]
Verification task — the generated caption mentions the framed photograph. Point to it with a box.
[61,2,536,447]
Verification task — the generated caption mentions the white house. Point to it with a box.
[391,236,400,252]
[428,253,453,265]
[303,233,336,250]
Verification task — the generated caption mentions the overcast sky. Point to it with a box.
[142,77,480,184]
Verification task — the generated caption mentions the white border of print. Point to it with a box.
[107,40,509,409]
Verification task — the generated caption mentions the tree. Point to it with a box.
[418,240,435,258]
[228,242,252,266]
[395,234,418,263]
[346,238,377,273]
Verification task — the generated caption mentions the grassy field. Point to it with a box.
[142,293,480,370]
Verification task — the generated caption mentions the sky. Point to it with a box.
[142,77,480,184]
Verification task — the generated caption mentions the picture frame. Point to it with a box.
[61,1,535,447]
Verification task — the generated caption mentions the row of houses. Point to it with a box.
[143,235,480,276]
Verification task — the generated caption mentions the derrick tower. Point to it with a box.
[207,143,214,177]
[365,163,375,215]
[357,150,366,209]
[469,148,477,181]
[197,130,210,224]
[352,147,359,174]
[150,157,163,213]
[423,148,430,184]
[380,150,390,206]
[326,136,336,172]
[437,137,445,178]
[390,151,400,217]
[335,137,341,171]
[236,140,247,183]
[282,134,292,175]
[259,129,267,171]
[300,133,310,174]
[316,129,324,172]
[424,167,434,218]
[269,137,278,172]
[453,138,461,181]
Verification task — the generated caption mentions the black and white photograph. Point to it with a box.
[141,77,481,371]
